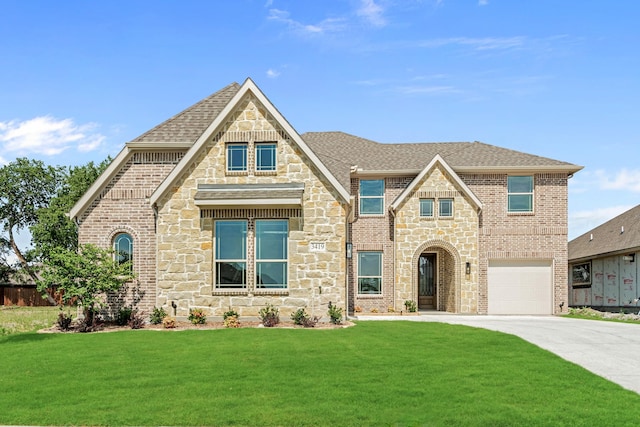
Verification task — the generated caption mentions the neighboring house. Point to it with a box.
[568,204,640,311]
[69,78,582,319]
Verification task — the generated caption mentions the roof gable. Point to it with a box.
[390,154,482,212]
[569,204,640,261]
[149,78,350,206]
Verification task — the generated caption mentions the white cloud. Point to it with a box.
[266,69,281,79]
[569,205,634,240]
[395,85,460,95]
[357,0,386,27]
[596,168,640,192]
[0,154,7,165]
[419,36,526,51]
[0,116,105,157]
[478,0,488,5]
[267,8,346,35]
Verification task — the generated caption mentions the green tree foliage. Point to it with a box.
[31,158,111,260]
[0,158,63,301]
[38,244,135,327]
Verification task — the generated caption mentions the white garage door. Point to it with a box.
[488,260,553,315]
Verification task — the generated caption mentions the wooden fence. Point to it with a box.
[0,285,61,306]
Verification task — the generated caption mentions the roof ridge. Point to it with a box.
[130,82,240,142]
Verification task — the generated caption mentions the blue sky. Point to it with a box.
[1,0,639,241]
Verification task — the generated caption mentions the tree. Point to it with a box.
[37,244,135,328]
[31,158,111,260]
[0,158,63,303]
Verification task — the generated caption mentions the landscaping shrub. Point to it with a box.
[404,300,417,313]
[223,308,240,328]
[57,310,73,331]
[258,304,279,327]
[328,302,343,325]
[290,307,318,327]
[188,308,206,325]
[128,310,145,329]
[150,307,167,325]
[117,306,133,326]
[162,316,176,329]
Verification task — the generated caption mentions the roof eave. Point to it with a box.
[126,142,193,150]
[453,165,584,174]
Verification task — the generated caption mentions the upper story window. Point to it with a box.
[438,199,453,218]
[227,143,248,172]
[420,199,434,217]
[215,220,247,288]
[113,233,133,269]
[255,142,277,172]
[507,176,534,213]
[359,179,384,215]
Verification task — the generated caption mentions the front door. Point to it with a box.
[418,253,436,309]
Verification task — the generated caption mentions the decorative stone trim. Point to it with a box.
[216,130,287,142]
[253,289,289,296]
[213,290,249,296]
[482,227,567,236]
[414,190,459,199]
[356,243,384,251]
[132,152,185,164]
[486,251,557,259]
[200,208,302,219]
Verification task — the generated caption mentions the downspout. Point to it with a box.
[389,207,397,312]
[345,196,355,319]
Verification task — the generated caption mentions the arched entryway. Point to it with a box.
[413,240,461,313]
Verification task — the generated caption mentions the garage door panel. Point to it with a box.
[488,260,552,315]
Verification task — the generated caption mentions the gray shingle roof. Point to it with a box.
[301,131,581,189]
[131,82,241,143]
[569,204,640,261]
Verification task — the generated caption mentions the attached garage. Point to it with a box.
[487,259,553,315]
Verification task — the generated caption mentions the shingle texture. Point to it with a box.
[569,204,640,261]
[131,82,241,143]
[301,131,579,189]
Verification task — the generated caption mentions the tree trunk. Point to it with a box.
[8,226,58,305]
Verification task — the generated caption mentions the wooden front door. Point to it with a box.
[418,254,437,309]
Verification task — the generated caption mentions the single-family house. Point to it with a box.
[568,204,640,311]
[70,78,582,319]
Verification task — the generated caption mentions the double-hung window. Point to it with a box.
[255,142,277,172]
[215,220,247,288]
[438,198,453,217]
[359,179,384,215]
[227,143,248,172]
[507,176,534,213]
[358,251,382,294]
[420,199,434,217]
[255,220,288,288]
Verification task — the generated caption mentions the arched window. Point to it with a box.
[113,233,133,269]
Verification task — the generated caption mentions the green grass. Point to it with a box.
[564,307,640,324]
[0,306,63,335]
[1,322,639,426]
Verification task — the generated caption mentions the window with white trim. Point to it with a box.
[226,143,248,172]
[113,233,133,270]
[358,251,382,294]
[255,142,277,172]
[255,220,288,288]
[359,179,384,215]
[438,198,453,217]
[420,199,434,217]
[215,220,247,288]
[507,176,534,213]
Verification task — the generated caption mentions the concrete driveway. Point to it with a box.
[356,314,640,395]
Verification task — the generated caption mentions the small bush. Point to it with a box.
[258,304,279,327]
[77,315,103,333]
[223,308,239,320]
[354,306,362,313]
[57,310,73,331]
[117,307,133,326]
[291,308,309,325]
[188,308,207,325]
[370,307,379,314]
[328,302,343,325]
[163,316,176,329]
[404,300,417,313]
[128,310,145,329]
[150,307,167,325]
[224,315,240,328]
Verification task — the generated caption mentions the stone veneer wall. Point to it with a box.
[461,173,569,314]
[78,151,185,317]
[155,94,346,320]
[394,166,479,313]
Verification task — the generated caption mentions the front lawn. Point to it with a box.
[1,321,639,426]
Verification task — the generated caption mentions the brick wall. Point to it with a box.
[78,151,185,317]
